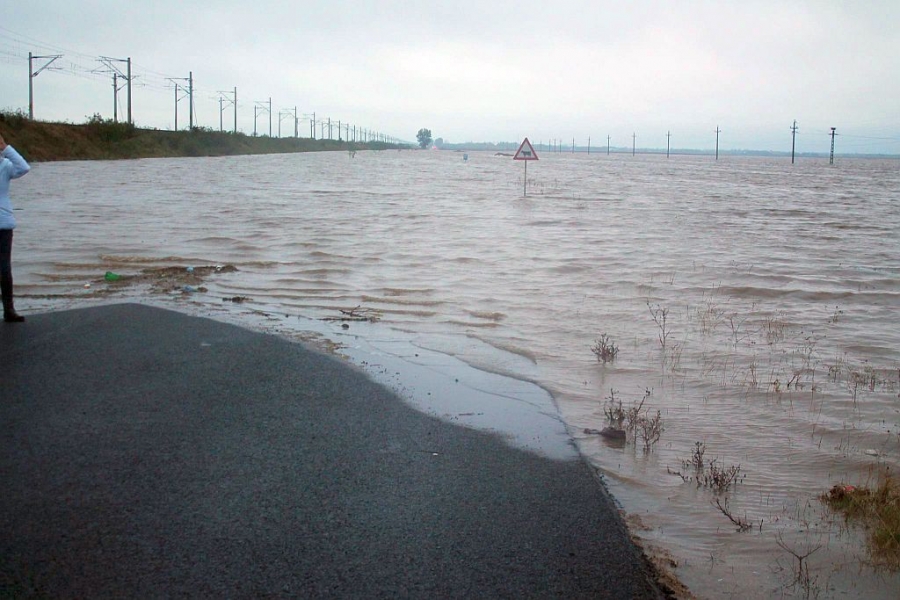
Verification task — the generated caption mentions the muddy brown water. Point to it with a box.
[12,150,900,598]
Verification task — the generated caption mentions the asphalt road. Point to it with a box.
[0,303,662,598]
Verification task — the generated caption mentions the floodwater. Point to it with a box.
[12,149,900,598]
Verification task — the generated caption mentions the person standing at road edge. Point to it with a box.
[0,131,32,322]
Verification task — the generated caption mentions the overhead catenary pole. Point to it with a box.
[217,88,236,132]
[28,51,63,120]
[100,57,133,124]
[97,57,131,124]
[167,76,190,130]
[126,58,132,124]
[253,100,270,137]
[188,72,193,130]
[790,120,798,164]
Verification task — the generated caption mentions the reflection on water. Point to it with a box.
[14,150,900,598]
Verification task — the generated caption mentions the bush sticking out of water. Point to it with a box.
[695,284,725,335]
[601,388,662,451]
[637,409,664,451]
[669,441,744,493]
[822,471,900,570]
[763,313,787,345]
[698,458,744,493]
[591,333,619,363]
[713,496,754,532]
[646,301,671,348]
[603,388,626,430]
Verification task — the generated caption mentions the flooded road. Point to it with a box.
[13,149,900,598]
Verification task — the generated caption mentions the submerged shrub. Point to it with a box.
[591,333,619,363]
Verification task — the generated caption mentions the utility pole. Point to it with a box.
[666,131,671,158]
[715,126,721,160]
[632,133,636,157]
[234,87,237,133]
[829,127,837,165]
[790,120,798,164]
[28,51,62,120]
[587,136,591,154]
[607,135,611,155]
[572,137,575,153]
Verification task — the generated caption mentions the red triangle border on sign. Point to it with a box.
[513,137,539,161]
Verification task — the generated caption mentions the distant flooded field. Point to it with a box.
[14,149,900,598]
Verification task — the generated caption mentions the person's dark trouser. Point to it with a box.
[0,229,16,315]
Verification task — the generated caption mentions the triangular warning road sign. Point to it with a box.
[513,137,539,161]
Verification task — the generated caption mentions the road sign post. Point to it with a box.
[513,137,539,197]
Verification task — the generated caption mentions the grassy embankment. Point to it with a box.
[0,111,404,162]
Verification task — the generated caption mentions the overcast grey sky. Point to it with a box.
[2,1,898,153]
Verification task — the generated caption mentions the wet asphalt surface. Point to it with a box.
[1,303,661,598]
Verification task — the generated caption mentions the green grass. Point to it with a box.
[822,470,900,569]
[0,110,406,162]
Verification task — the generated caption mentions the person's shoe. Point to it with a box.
[3,311,25,322]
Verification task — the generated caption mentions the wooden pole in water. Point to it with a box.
[829,127,837,165]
